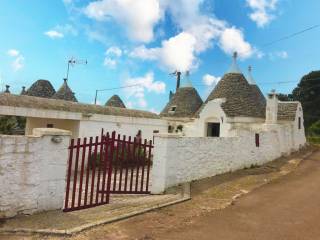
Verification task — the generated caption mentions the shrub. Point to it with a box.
[307,136,320,144]
[89,143,152,169]
[308,120,320,136]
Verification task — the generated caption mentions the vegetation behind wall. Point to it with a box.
[0,116,26,135]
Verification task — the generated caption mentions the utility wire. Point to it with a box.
[262,24,320,47]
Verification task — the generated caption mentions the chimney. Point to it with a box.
[169,90,173,100]
[21,86,26,95]
[4,85,10,93]
[176,71,181,91]
[266,89,279,124]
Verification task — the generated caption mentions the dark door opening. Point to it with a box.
[207,123,220,137]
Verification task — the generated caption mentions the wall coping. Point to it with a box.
[32,128,72,137]
[154,133,182,138]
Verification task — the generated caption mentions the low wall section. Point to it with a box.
[0,128,71,218]
[151,131,288,193]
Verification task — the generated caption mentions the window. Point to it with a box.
[255,133,260,147]
[207,123,220,137]
[169,106,177,114]
[47,124,54,128]
[298,117,301,130]
[168,125,174,133]
[176,125,183,132]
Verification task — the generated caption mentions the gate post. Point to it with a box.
[151,133,180,194]
[33,128,71,212]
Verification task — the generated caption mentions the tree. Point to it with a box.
[308,120,320,136]
[0,116,26,135]
[278,93,293,101]
[291,71,320,128]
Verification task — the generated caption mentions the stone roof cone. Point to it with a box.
[26,79,56,98]
[52,78,78,102]
[204,55,266,119]
[248,66,266,107]
[160,72,203,118]
[105,95,126,108]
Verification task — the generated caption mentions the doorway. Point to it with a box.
[207,123,220,137]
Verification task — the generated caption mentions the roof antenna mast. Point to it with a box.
[170,70,181,91]
[66,57,88,82]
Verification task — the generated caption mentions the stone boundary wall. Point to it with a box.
[151,130,292,194]
[0,128,71,218]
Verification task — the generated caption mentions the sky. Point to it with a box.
[0,0,319,113]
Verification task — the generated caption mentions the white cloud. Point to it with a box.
[45,24,78,39]
[149,108,160,114]
[203,74,221,86]
[104,46,123,68]
[129,45,158,60]
[106,46,122,57]
[7,49,20,57]
[126,101,133,109]
[219,27,254,59]
[103,58,117,68]
[246,0,279,27]
[130,0,255,71]
[276,51,288,59]
[130,32,197,71]
[7,49,24,71]
[12,56,25,71]
[84,0,161,43]
[45,30,64,39]
[123,72,166,109]
[159,32,197,71]
[268,50,288,60]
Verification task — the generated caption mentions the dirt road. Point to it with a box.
[152,149,320,240]
[1,148,319,240]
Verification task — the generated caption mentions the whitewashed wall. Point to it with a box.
[293,103,306,149]
[151,130,300,193]
[185,99,231,137]
[79,116,167,141]
[0,128,70,218]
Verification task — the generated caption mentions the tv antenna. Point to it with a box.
[66,57,88,81]
[170,70,181,91]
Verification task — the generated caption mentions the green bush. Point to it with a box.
[307,137,320,144]
[308,120,320,136]
[89,143,151,169]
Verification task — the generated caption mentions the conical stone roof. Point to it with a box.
[160,87,203,118]
[26,79,56,98]
[52,79,78,102]
[105,95,126,108]
[205,73,266,118]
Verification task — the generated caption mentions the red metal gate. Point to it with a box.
[64,130,153,212]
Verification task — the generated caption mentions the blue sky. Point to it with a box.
[0,0,319,113]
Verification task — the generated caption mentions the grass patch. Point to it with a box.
[307,136,320,144]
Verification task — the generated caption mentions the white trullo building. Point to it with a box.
[160,53,306,153]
